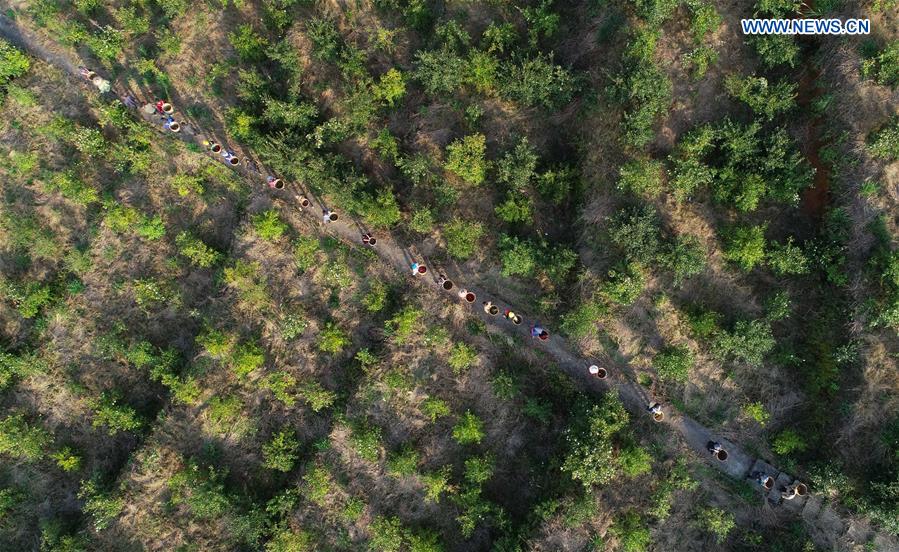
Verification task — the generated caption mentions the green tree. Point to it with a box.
[767,237,809,275]
[452,411,485,445]
[263,429,300,472]
[722,224,767,271]
[771,428,807,455]
[562,394,629,487]
[494,192,533,224]
[421,397,450,422]
[253,209,288,241]
[299,380,337,412]
[868,118,899,160]
[713,319,775,366]
[695,507,735,543]
[369,516,404,552]
[653,345,694,383]
[77,479,123,532]
[448,342,477,374]
[725,74,796,120]
[499,53,575,109]
[373,68,407,106]
[318,322,350,354]
[89,392,143,435]
[862,40,899,88]
[0,413,50,461]
[664,234,708,285]
[617,158,663,197]
[619,445,653,477]
[361,188,402,228]
[443,219,484,259]
[610,510,651,552]
[498,235,537,277]
[176,231,222,268]
[600,263,646,306]
[496,138,538,189]
[444,134,487,185]
[0,39,30,87]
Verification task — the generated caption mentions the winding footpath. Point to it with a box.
[1,14,894,550]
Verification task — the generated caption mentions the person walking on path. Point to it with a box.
[410,262,426,275]
[245,159,260,173]
[323,209,336,223]
[504,309,522,325]
[530,323,549,340]
[120,93,138,109]
[361,233,376,247]
[647,403,663,416]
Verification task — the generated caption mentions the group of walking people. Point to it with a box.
[78,66,807,504]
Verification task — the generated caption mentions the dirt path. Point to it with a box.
[1,14,894,551]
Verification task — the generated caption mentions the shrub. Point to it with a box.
[725,74,796,120]
[421,466,453,503]
[421,397,451,422]
[413,48,467,95]
[89,392,143,435]
[464,454,496,485]
[494,192,533,224]
[448,342,477,374]
[741,402,770,426]
[562,394,629,487]
[373,68,407,106]
[176,232,222,268]
[695,507,735,543]
[653,345,694,383]
[686,0,722,42]
[619,445,653,477]
[452,411,485,445]
[499,53,576,109]
[266,529,312,552]
[618,158,664,197]
[262,371,297,407]
[608,206,662,265]
[868,118,899,160]
[664,234,708,285]
[318,323,350,354]
[51,446,82,472]
[78,479,123,532]
[764,290,791,321]
[752,35,799,68]
[387,446,420,477]
[496,138,538,189]
[771,428,807,455]
[299,380,337,412]
[560,300,607,339]
[767,237,809,275]
[0,39,30,87]
[361,188,402,228]
[443,219,484,259]
[861,40,899,88]
[229,24,268,61]
[253,209,288,241]
[409,208,434,234]
[170,174,204,196]
[600,263,646,306]
[231,341,265,378]
[263,429,300,472]
[722,224,767,271]
[350,422,382,462]
[168,463,231,519]
[498,235,537,278]
[610,511,651,552]
[369,516,404,552]
[385,306,424,344]
[713,319,775,366]
[444,134,487,185]
[302,465,331,506]
[0,413,50,461]
[362,280,389,312]
[633,0,679,24]
[293,236,320,271]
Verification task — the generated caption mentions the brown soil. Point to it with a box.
[797,66,831,218]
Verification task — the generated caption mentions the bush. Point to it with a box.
[868,118,899,160]
[608,206,662,265]
[452,411,485,445]
[562,394,628,487]
[764,290,791,321]
[78,479,123,532]
[350,422,383,462]
[496,138,538,189]
[421,397,451,422]
[387,446,420,477]
[443,219,484,259]
[498,235,537,277]
[170,174,204,197]
[369,516,404,552]
[725,74,796,120]
[560,300,607,339]
[752,35,799,68]
[229,24,268,62]
[771,428,807,455]
[176,232,222,268]
[414,48,466,95]
[385,305,424,344]
[618,157,663,196]
[619,445,652,477]
[767,237,809,275]
[610,511,651,552]
[498,53,575,109]
[664,234,707,285]
[653,345,694,382]
[0,413,50,461]
[713,319,775,366]
[722,224,767,271]
[861,40,899,88]
[302,465,331,506]
[600,263,646,306]
[253,209,288,241]
[494,192,533,224]
[318,322,350,354]
[741,401,770,426]
[695,507,735,543]
[263,429,300,472]
[373,68,407,106]
[421,466,453,503]
[262,371,297,407]
[448,342,477,374]
[361,188,402,228]
[89,392,143,435]
[0,39,30,87]
[168,463,232,519]
[299,380,337,412]
[444,134,487,185]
